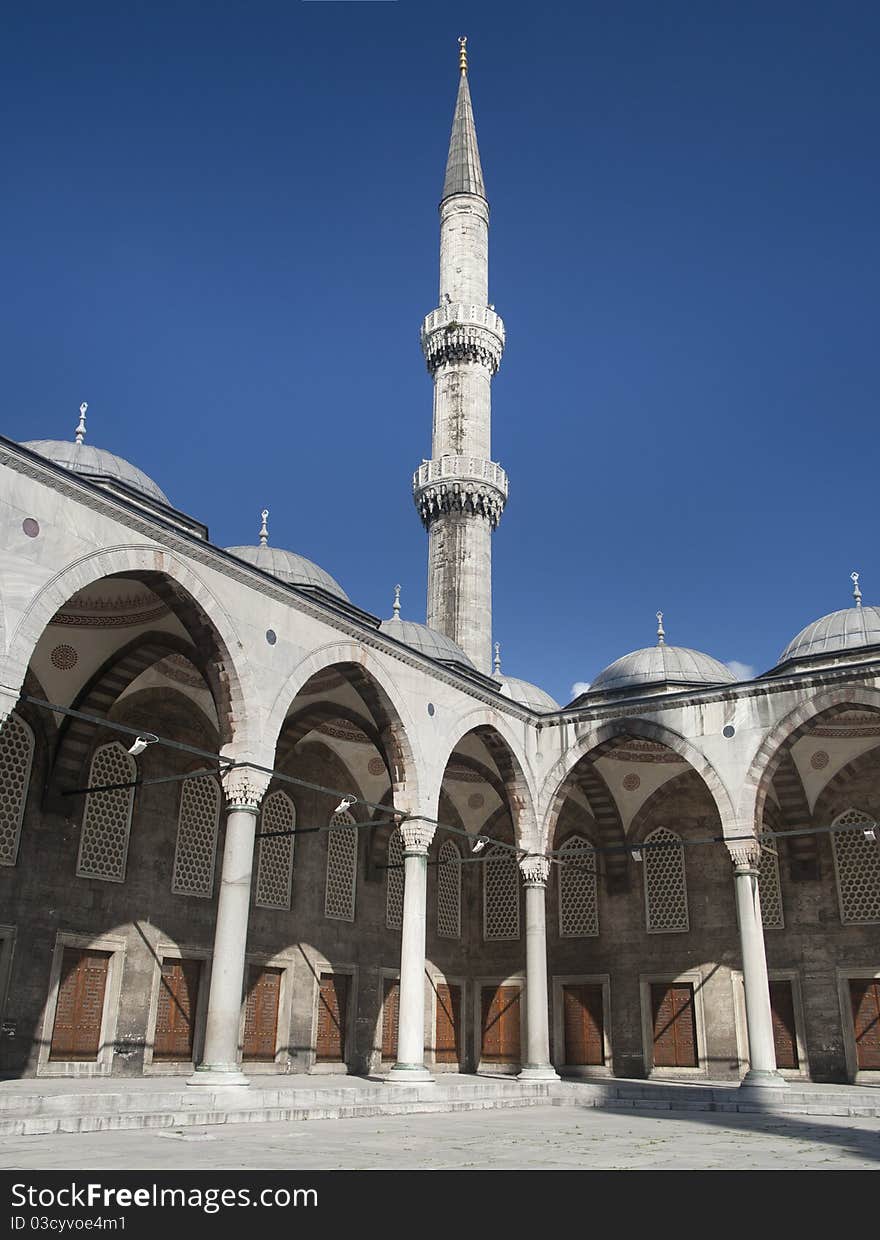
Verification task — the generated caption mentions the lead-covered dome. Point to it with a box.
[379,586,475,668]
[586,615,735,697]
[776,575,880,667]
[226,510,349,602]
[497,676,559,712]
[22,440,170,504]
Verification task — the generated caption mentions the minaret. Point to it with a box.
[412,37,507,674]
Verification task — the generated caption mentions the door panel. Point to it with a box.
[562,983,604,1066]
[651,983,698,1068]
[243,966,282,1062]
[154,959,201,1061]
[50,948,110,1061]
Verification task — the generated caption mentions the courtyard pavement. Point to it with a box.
[1,1104,878,1170]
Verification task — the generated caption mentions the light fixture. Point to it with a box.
[631,848,643,862]
[863,825,877,842]
[127,733,158,757]
[334,795,357,814]
[471,836,489,854]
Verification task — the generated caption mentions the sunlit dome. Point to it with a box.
[378,585,475,668]
[226,509,349,602]
[776,572,880,668]
[587,613,736,697]
[491,644,559,711]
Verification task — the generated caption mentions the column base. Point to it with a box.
[517,1065,561,1082]
[739,1068,788,1090]
[186,1066,251,1088]
[385,1063,435,1084]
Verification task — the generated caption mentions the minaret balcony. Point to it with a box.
[412,455,508,529]
[421,303,505,374]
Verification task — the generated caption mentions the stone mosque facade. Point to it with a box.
[0,43,878,1090]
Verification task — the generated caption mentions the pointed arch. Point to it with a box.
[557,834,599,938]
[0,711,35,866]
[642,826,689,933]
[76,741,137,882]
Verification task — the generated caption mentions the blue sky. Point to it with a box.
[3,2,879,703]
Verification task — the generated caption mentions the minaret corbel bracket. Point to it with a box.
[420,303,505,375]
[413,455,508,530]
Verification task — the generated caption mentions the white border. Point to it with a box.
[639,969,708,1079]
[836,966,880,1083]
[143,941,212,1074]
[473,974,525,1074]
[551,973,612,1077]
[427,970,467,1073]
[37,931,127,1077]
[308,959,358,1074]
[238,949,297,1073]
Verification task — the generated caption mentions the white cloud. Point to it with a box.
[725,660,755,681]
[570,681,591,699]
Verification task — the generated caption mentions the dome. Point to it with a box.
[496,676,559,712]
[226,543,349,602]
[777,605,880,666]
[379,615,476,668]
[589,644,736,696]
[22,439,169,505]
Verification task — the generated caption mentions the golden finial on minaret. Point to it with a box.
[458,36,468,74]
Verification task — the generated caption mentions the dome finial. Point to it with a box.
[852,570,862,608]
[75,402,87,445]
[458,35,468,74]
[493,641,502,675]
[656,610,666,646]
[393,583,401,619]
[259,509,269,547]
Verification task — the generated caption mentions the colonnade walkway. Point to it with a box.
[1,1072,878,1137]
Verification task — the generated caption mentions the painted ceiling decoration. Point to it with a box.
[49,583,169,629]
[602,739,687,764]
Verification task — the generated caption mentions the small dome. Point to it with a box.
[777,605,880,667]
[22,440,169,504]
[497,676,559,712]
[226,544,349,602]
[379,615,476,668]
[589,644,736,696]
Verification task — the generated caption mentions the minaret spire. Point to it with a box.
[412,40,507,673]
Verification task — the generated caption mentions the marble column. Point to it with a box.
[728,841,787,1089]
[188,764,269,1087]
[517,856,560,1081]
[387,817,436,1083]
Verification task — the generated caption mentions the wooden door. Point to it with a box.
[563,983,604,1066]
[243,966,282,1062]
[381,977,399,1062]
[154,959,201,1060]
[850,979,880,1070]
[481,985,521,1063]
[50,948,110,1061]
[435,983,463,1065]
[651,983,698,1068]
[316,972,348,1062]
[769,980,798,1070]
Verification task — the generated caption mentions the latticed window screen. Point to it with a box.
[385,830,404,930]
[558,835,599,937]
[643,827,689,932]
[76,743,136,882]
[171,776,221,898]
[0,712,34,867]
[483,845,520,941]
[437,840,461,939]
[831,808,880,924]
[758,845,784,929]
[324,810,357,921]
[256,791,295,909]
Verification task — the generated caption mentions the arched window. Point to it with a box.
[558,834,598,937]
[324,809,357,921]
[0,712,35,867]
[171,775,221,898]
[483,844,520,941]
[831,808,880,925]
[437,839,461,939]
[643,826,688,932]
[758,845,784,929]
[386,829,404,930]
[76,742,136,882]
[255,791,296,910]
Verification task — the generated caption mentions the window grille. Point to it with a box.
[558,834,599,937]
[437,840,461,939]
[483,844,520,941]
[324,809,357,921]
[831,808,880,924]
[0,712,34,866]
[76,743,136,882]
[171,775,221,898]
[255,791,296,910]
[643,827,689,932]
[385,829,404,930]
[758,845,784,929]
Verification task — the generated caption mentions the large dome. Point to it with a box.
[22,439,170,505]
[496,676,559,712]
[226,543,349,602]
[777,605,880,667]
[589,644,736,696]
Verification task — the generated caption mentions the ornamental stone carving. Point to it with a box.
[413,455,508,530]
[727,840,762,871]
[519,855,551,886]
[222,764,271,813]
[421,303,505,376]
[399,817,436,854]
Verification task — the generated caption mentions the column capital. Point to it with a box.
[221,764,271,813]
[727,839,762,872]
[399,816,436,854]
[519,854,551,887]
